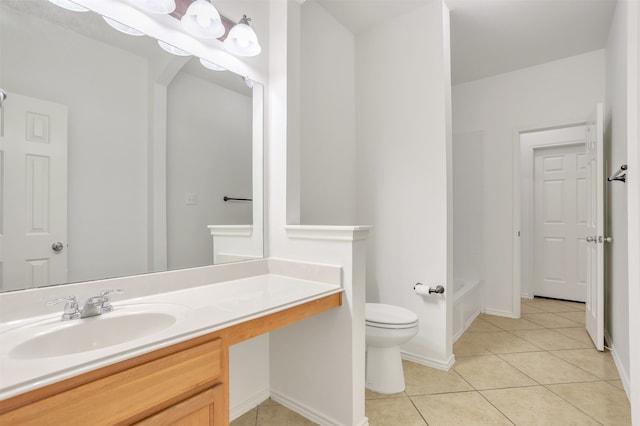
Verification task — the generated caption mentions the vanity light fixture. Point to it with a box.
[199,58,226,71]
[181,0,225,39]
[135,0,176,15]
[103,17,145,36]
[157,40,191,56]
[224,15,261,57]
[47,0,89,12]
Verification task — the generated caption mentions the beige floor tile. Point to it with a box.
[523,313,582,328]
[554,327,594,346]
[365,388,406,399]
[231,408,258,426]
[365,397,426,426]
[259,398,281,406]
[465,317,502,332]
[607,380,625,390]
[553,300,586,311]
[511,329,591,351]
[551,348,621,380]
[521,303,545,314]
[482,331,542,353]
[499,351,599,384]
[403,360,473,395]
[548,381,632,425]
[412,391,512,426]
[527,299,584,312]
[481,386,600,426]
[554,311,586,325]
[481,315,544,330]
[453,354,537,389]
[453,333,493,357]
[256,404,317,425]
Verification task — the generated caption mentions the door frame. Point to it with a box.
[521,128,586,300]
[511,119,586,318]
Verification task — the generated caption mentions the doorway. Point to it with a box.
[519,125,587,302]
[532,143,588,301]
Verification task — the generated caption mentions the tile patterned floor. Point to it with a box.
[231,298,632,425]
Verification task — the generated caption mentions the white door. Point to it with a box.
[585,103,605,351]
[533,144,588,302]
[0,92,68,291]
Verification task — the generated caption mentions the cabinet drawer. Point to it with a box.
[137,385,223,425]
[1,339,222,425]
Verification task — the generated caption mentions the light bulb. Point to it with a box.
[196,14,211,27]
[237,38,250,48]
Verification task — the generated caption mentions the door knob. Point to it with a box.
[586,236,596,243]
[51,242,64,252]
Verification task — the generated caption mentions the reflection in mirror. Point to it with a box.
[0,0,263,292]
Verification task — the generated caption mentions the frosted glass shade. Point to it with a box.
[199,58,226,71]
[181,0,225,39]
[103,17,145,36]
[157,40,191,56]
[136,0,176,14]
[47,0,89,12]
[224,17,261,57]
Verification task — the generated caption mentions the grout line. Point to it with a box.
[542,382,606,425]
[407,397,430,426]
[474,389,517,425]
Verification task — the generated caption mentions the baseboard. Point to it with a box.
[520,292,534,299]
[604,330,631,399]
[453,310,480,343]
[230,388,270,421]
[484,308,518,319]
[401,351,455,371]
[270,389,368,426]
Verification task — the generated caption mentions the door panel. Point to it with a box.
[585,103,605,351]
[0,92,68,291]
[534,144,587,302]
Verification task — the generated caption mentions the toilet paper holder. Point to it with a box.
[414,283,445,295]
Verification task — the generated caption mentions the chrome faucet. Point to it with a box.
[48,289,124,321]
[80,296,108,318]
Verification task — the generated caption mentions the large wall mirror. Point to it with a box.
[0,0,264,292]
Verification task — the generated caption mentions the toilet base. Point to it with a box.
[365,346,405,394]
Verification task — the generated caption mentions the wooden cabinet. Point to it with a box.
[0,338,227,425]
[0,292,341,425]
[137,386,224,425]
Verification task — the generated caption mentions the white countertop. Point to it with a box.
[0,273,342,400]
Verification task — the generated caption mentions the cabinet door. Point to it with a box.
[0,339,222,425]
[137,385,224,425]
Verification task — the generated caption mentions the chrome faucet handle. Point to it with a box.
[99,289,124,313]
[47,296,80,321]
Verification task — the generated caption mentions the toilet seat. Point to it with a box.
[366,303,418,329]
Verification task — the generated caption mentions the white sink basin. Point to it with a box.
[7,305,185,359]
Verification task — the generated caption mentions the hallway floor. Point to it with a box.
[231,297,631,425]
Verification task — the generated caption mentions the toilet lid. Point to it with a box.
[365,303,418,326]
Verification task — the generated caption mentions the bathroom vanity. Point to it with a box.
[0,259,343,424]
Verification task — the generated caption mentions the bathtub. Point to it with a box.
[452,278,482,342]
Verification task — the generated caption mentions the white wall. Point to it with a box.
[453,132,484,283]
[166,71,252,269]
[1,6,149,283]
[628,3,640,421]
[355,2,453,368]
[452,50,606,316]
[604,0,633,399]
[266,3,368,425]
[300,1,356,225]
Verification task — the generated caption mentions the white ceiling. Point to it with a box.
[315,0,618,84]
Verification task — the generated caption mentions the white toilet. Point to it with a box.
[365,303,419,394]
